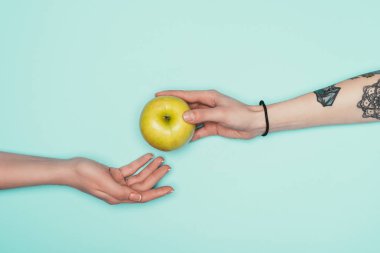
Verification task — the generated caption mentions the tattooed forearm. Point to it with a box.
[314,85,341,107]
[357,79,380,120]
[350,70,380,80]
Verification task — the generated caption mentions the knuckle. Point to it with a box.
[192,110,201,120]
[208,89,219,96]
[124,177,132,186]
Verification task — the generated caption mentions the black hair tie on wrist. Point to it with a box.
[259,100,269,136]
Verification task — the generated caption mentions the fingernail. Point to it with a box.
[196,123,204,130]
[183,111,194,122]
[169,189,174,194]
[129,192,142,202]
[160,157,165,163]
[167,166,171,171]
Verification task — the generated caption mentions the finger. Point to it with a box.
[96,185,172,204]
[155,90,221,107]
[93,190,131,205]
[139,186,174,203]
[183,108,225,124]
[114,187,142,202]
[215,126,254,139]
[108,167,127,186]
[199,124,251,139]
[131,165,171,191]
[126,157,164,186]
[191,123,218,141]
[119,153,154,177]
[189,102,211,110]
[103,179,143,202]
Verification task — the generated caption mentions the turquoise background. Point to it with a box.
[1,1,379,252]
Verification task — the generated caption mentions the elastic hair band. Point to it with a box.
[259,100,269,136]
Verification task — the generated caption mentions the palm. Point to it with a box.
[70,154,173,204]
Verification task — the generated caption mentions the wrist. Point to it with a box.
[267,100,305,132]
[47,159,77,186]
[247,105,267,136]
[59,157,93,187]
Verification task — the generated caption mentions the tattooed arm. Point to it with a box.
[156,70,380,140]
[262,71,380,133]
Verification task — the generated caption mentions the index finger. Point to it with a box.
[119,153,154,177]
[155,90,220,107]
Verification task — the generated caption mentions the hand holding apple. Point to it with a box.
[140,96,195,151]
[155,90,266,141]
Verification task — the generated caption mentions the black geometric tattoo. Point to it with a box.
[314,85,341,107]
[350,70,380,80]
[357,79,380,120]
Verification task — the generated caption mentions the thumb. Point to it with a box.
[128,191,143,202]
[183,108,225,124]
[110,183,142,202]
[122,187,142,202]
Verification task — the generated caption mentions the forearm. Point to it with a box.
[0,152,73,189]
[255,71,380,133]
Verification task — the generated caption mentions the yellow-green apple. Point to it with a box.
[140,96,195,151]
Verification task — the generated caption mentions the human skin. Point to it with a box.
[156,71,380,140]
[0,152,173,204]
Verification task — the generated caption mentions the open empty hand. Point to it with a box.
[68,153,173,204]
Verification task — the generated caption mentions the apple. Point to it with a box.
[140,96,195,151]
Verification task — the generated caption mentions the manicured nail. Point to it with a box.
[129,192,142,202]
[183,111,194,122]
